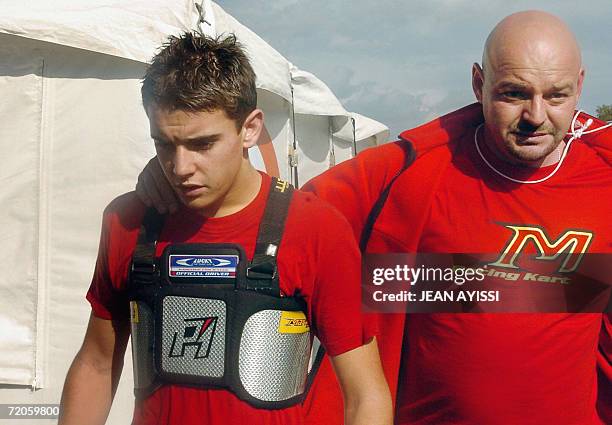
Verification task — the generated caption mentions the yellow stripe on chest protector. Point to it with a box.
[130,301,139,323]
[278,310,310,334]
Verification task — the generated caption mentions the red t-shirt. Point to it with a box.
[305,104,612,425]
[399,129,611,425]
[87,173,371,425]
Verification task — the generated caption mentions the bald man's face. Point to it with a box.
[472,38,584,167]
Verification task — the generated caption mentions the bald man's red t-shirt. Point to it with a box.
[305,104,612,425]
[398,130,610,425]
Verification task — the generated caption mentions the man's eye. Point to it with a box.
[154,140,172,149]
[501,91,526,99]
[193,142,213,151]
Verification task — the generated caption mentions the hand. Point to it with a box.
[135,157,179,214]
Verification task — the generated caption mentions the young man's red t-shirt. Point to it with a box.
[87,173,373,425]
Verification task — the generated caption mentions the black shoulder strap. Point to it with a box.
[130,207,166,286]
[359,140,416,251]
[246,177,294,296]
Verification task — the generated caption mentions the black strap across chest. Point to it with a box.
[130,177,294,297]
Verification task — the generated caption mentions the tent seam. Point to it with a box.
[34,57,49,390]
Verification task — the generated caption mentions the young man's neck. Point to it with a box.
[199,163,262,218]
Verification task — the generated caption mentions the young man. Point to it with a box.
[59,33,391,425]
[137,12,612,425]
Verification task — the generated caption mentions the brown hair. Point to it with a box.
[141,33,257,128]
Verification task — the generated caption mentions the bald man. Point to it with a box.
[136,10,612,425]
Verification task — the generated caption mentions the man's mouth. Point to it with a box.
[178,184,206,197]
[513,131,550,143]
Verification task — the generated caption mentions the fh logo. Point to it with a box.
[169,317,218,359]
[490,225,593,273]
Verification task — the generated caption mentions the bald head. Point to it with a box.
[483,11,582,75]
[472,11,586,168]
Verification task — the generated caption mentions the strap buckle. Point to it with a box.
[130,261,158,286]
[246,260,277,280]
[131,261,157,275]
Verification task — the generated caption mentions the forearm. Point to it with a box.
[344,381,392,425]
[58,349,124,425]
[330,338,393,425]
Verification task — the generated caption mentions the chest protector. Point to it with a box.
[128,179,314,409]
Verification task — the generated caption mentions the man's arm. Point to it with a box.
[329,337,392,425]
[59,312,130,425]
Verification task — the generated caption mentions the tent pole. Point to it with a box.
[289,86,299,187]
[328,117,336,167]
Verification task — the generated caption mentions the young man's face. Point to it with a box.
[147,106,247,214]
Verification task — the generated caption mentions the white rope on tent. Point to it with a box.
[351,117,357,157]
[195,0,215,37]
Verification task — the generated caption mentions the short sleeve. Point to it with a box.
[85,193,144,320]
[306,200,378,356]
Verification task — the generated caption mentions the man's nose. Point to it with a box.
[172,146,195,178]
[522,96,546,127]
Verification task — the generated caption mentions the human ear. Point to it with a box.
[472,63,485,103]
[575,68,585,100]
[241,109,264,149]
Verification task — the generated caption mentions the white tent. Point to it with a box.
[0,1,388,422]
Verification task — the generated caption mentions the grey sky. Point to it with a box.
[223,0,612,140]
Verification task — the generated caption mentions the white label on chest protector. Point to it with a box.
[169,254,239,278]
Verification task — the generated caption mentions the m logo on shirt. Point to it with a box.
[169,316,218,359]
[490,225,593,273]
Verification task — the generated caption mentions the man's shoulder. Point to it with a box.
[399,103,483,157]
[286,188,354,236]
[305,141,410,197]
[346,103,483,172]
[355,141,409,164]
[325,141,409,178]
[289,188,346,221]
[578,112,612,167]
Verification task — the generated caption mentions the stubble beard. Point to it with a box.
[495,124,566,166]
[505,136,560,163]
